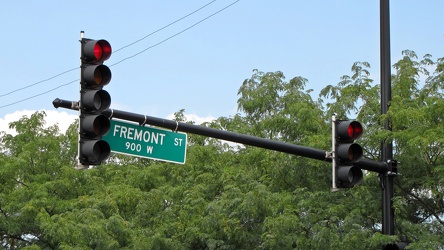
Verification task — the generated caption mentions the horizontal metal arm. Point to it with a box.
[101,108,332,162]
[53,97,389,171]
[353,158,388,173]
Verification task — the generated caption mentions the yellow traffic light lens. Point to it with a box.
[348,148,354,161]
[94,69,103,85]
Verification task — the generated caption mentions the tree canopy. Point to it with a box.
[1,50,443,249]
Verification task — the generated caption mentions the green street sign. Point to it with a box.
[103,119,187,164]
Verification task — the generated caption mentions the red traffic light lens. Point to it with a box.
[95,40,112,61]
[83,39,112,63]
[347,121,363,140]
[337,120,363,141]
[94,43,103,61]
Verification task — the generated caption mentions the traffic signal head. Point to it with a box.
[336,120,363,142]
[382,242,408,250]
[79,37,112,166]
[81,89,111,112]
[82,65,112,87]
[336,165,363,188]
[82,39,112,63]
[334,119,364,188]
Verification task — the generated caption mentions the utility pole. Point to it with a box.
[380,0,395,236]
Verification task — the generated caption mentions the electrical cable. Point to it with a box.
[0,67,78,98]
[0,0,217,99]
[0,0,240,109]
[113,0,216,54]
[110,0,239,67]
[0,79,78,109]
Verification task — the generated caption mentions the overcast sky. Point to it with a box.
[0,1,443,135]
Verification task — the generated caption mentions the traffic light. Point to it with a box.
[78,38,112,166]
[333,119,364,188]
[382,242,408,250]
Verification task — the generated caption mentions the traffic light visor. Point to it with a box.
[336,120,363,141]
[81,140,110,163]
[337,143,363,162]
[83,65,112,86]
[82,89,111,111]
[82,114,110,137]
[337,165,363,187]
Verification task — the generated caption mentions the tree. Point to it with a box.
[1,51,443,249]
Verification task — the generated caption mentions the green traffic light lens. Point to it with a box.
[337,166,363,187]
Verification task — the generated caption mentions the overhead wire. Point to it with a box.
[0,67,78,98]
[0,80,78,109]
[0,0,240,109]
[110,0,239,67]
[0,0,217,100]
[113,0,216,54]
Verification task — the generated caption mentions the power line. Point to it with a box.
[113,0,216,54]
[110,0,240,67]
[0,0,217,99]
[0,0,240,109]
[0,67,78,98]
[0,79,78,109]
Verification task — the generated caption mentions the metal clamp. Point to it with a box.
[325,151,333,160]
[173,121,179,132]
[108,109,114,120]
[140,115,147,126]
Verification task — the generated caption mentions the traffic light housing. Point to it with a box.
[79,38,112,166]
[382,242,408,250]
[333,119,364,188]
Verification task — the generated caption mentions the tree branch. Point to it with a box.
[395,181,444,227]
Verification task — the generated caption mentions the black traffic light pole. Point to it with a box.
[380,0,396,236]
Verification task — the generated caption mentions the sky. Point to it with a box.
[0,0,443,135]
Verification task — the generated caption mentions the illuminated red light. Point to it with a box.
[96,40,112,61]
[347,122,363,140]
[101,42,111,57]
[94,43,103,61]
[347,125,353,138]
[83,39,112,63]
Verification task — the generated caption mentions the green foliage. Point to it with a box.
[1,51,444,249]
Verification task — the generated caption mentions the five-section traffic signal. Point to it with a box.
[78,38,112,166]
[334,119,364,188]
